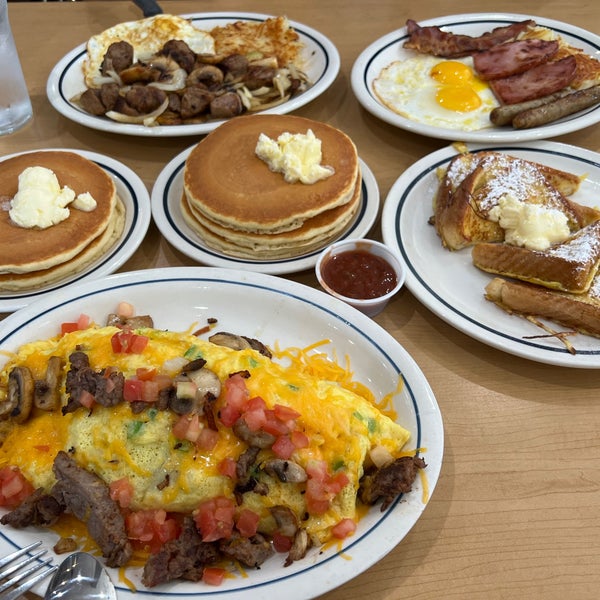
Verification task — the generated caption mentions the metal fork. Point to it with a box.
[0,541,58,600]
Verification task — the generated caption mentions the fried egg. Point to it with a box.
[83,14,215,87]
[0,325,411,544]
[373,55,499,130]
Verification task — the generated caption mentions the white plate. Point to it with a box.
[381,140,600,368]
[150,148,379,274]
[0,149,150,313]
[0,266,443,599]
[46,12,340,138]
[351,13,600,142]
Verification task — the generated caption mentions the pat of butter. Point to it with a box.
[488,194,570,251]
[255,129,335,184]
[9,166,97,229]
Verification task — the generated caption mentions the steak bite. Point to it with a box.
[142,517,220,587]
[52,451,132,568]
[0,487,64,528]
[359,455,427,511]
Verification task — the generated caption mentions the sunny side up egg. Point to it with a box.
[373,55,499,131]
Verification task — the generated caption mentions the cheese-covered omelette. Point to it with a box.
[0,323,412,552]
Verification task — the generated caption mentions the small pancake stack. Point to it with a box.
[0,151,125,291]
[181,114,361,259]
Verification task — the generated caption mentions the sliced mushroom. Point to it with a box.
[209,331,252,351]
[106,314,154,328]
[1,366,35,423]
[118,63,158,85]
[34,356,64,411]
[263,459,307,483]
[186,64,224,89]
[233,418,276,448]
[209,332,271,357]
[285,528,310,567]
[269,505,299,538]
[147,56,187,91]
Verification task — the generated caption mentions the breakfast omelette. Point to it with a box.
[0,312,424,588]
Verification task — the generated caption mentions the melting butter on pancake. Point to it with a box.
[182,114,360,258]
[0,151,120,292]
[0,325,410,543]
[83,14,215,87]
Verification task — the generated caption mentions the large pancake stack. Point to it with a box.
[182,114,361,259]
[0,151,125,291]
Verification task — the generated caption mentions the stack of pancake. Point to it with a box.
[181,114,361,260]
[0,151,125,292]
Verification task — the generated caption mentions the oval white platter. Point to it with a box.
[47,12,340,138]
[381,140,600,368]
[0,266,443,599]
[351,13,600,142]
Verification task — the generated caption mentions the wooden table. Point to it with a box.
[2,1,600,599]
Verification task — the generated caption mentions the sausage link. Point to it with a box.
[489,89,572,126]
[512,85,600,129]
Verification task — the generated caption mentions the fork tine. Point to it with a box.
[0,543,57,600]
[0,561,58,600]
[0,550,48,592]
[0,542,41,569]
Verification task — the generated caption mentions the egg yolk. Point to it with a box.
[430,61,485,112]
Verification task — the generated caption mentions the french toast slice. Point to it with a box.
[432,151,596,250]
[472,220,600,293]
[485,274,600,338]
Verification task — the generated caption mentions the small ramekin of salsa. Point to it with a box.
[315,238,405,317]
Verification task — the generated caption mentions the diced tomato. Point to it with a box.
[272,531,293,553]
[194,496,235,542]
[136,367,157,381]
[126,509,179,554]
[243,404,267,432]
[60,313,91,335]
[235,508,260,538]
[304,460,350,515]
[111,329,149,354]
[326,471,350,494]
[109,477,134,509]
[0,467,35,508]
[331,518,357,539]
[220,374,249,427]
[172,414,202,443]
[202,567,227,586]
[273,404,301,421]
[261,411,291,436]
[272,434,296,459]
[197,427,219,451]
[78,389,95,409]
[123,378,144,403]
[217,457,237,479]
[140,380,159,403]
[290,430,309,449]
[60,322,79,335]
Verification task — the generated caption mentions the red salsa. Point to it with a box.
[321,250,398,300]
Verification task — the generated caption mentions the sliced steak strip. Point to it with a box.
[219,531,274,568]
[0,488,64,528]
[474,39,559,80]
[403,19,535,58]
[52,451,132,568]
[142,517,220,587]
[490,56,577,104]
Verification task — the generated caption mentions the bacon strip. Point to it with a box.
[490,56,578,104]
[403,18,536,58]
[473,39,559,80]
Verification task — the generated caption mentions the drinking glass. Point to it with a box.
[0,0,33,135]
